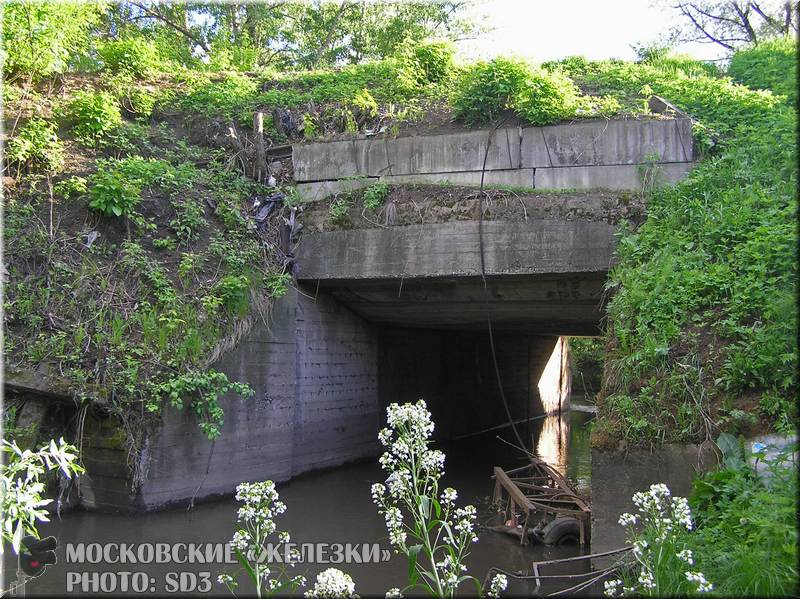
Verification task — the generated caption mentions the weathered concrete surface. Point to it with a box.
[534,162,692,190]
[294,220,615,281]
[296,177,377,203]
[79,287,379,512]
[292,117,695,199]
[525,118,692,167]
[311,274,606,336]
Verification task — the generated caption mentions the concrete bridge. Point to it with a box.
[76,115,695,511]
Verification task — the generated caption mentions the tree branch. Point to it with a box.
[129,2,210,52]
[731,1,758,43]
[678,3,737,49]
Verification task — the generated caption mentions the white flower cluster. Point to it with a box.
[384,588,403,598]
[385,400,435,437]
[486,573,508,597]
[637,568,655,590]
[685,571,713,592]
[440,487,457,505]
[304,568,356,598]
[453,505,478,542]
[618,512,638,527]
[603,578,621,597]
[670,496,693,531]
[435,553,467,590]
[219,480,305,596]
[383,506,406,546]
[232,529,250,551]
[371,401,476,596]
[677,548,694,565]
[632,483,670,513]
[627,484,693,543]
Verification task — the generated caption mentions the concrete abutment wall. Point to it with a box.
[79,288,570,511]
[293,117,695,201]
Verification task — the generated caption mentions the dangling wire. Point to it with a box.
[478,119,527,452]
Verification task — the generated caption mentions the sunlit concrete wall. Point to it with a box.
[293,117,695,201]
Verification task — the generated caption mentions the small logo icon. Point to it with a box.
[20,536,58,578]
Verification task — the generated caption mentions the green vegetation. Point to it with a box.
[689,438,797,596]
[453,57,580,125]
[362,182,390,212]
[67,90,123,145]
[1,438,83,554]
[728,36,797,105]
[4,97,287,440]
[573,48,798,447]
[5,118,63,174]
[611,439,797,596]
[569,337,605,396]
[98,37,163,78]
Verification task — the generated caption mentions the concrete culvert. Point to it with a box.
[541,517,581,545]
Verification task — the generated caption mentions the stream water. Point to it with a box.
[7,403,594,597]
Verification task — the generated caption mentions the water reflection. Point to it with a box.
[7,403,595,597]
[536,411,570,476]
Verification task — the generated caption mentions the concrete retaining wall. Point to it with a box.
[293,117,695,201]
[79,287,379,512]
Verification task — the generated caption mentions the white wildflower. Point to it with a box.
[487,573,508,597]
[603,578,621,597]
[685,571,713,592]
[638,568,655,589]
[441,487,458,505]
[304,568,356,598]
[618,512,638,527]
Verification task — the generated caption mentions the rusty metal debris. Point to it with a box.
[482,546,634,596]
[490,456,592,546]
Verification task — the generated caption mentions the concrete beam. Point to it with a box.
[531,117,692,167]
[308,274,606,336]
[291,117,695,193]
[534,162,693,190]
[294,219,616,281]
[382,168,533,188]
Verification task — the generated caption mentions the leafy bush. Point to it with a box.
[170,199,207,244]
[689,442,797,596]
[453,57,578,125]
[1,1,103,81]
[328,195,351,224]
[88,168,140,217]
[149,370,253,439]
[728,36,797,105]
[5,119,64,172]
[362,182,389,211]
[66,90,122,144]
[53,176,87,200]
[98,37,161,78]
[179,72,258,124]
[400,40,455,84]
[216,274,251,315]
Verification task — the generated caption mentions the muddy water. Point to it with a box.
[10,406,593,597]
